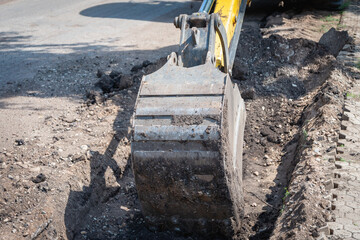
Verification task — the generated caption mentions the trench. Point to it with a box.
[63,7,345,240]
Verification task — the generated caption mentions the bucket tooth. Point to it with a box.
[131,56,246,237]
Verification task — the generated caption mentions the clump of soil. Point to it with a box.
[95,70,134,93]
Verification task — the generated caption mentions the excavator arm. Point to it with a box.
[131,0,248,237]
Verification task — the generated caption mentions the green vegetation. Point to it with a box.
[322,15,339,22]
[282,187,290,201]
[320,24,331,33]
[280,204,285,214]
[337,24,347,30]
[346,92,360,99]
[280,187,291,215]
[356,60,360,70]
[339,144,345,147]
[339,157,346,162]
[320,14,343,32]
[303,129,308,139]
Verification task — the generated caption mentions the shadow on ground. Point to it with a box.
[80,0,199,23]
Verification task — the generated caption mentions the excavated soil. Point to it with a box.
[0,7,356,240]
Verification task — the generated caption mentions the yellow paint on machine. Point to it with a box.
[213,0,243,67]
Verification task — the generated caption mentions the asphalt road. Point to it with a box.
[0,0,199,86]
[0,0,199,150]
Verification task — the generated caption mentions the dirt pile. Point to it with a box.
[232,9,353,240]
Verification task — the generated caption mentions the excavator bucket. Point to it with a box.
[131,54,246,236]
[131,1,247,236]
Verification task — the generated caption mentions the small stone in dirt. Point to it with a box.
[324,179,333,191]
[37,182,50,192]
[114,75,133,90]
[131,60,152,72]
[86,90,103,105]
[109,70,122,79]
[15,139,25,146]
[250,202,257,207]
[80,145,89,151]
[81,231,87,235]
[0,162,6,169]
[72,154,87,163]
[253,171,259,176]
[241,88,256,100]
[264,14,284,28]
[260,129,272,137]
[95,75,115,93]
[319,28,349,57]
[96,69,104,78]
[266,159,274,166]
[267,135,280,144]
[31,173,46,184]
[120,206,130,212]
[142,60,152,68]
[232,62,249,80]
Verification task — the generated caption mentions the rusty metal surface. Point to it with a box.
[134,125,220,141]
[135,96,222,116]
[139,60,226,96]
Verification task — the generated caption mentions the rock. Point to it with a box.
[267,135,280,144]
[80,145,89,151]
[109,70,122,79]
[31,173,46,184]
[114,75,133,90]
[131,60,152,72]
[4,152,12,157]
[253,171,259,176]
[71,154,87,163]
[96,69,104,78]
[260,129,272,137]
[86,90,103,105]
[142,60,152,68]
[241,88,256,100]
[323,179,333,191]
[15,139,25,146]
[319,200,331,209]
[317,224,330,236]
[62,116,76,123]
[319,28,349,57]
[250,202,257,207]
[232,63,249,80]
[37,182,50,192]
[265,159,274,166]
[264,15,284,28]
[95,75,115,93]
[0,162,6,169]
